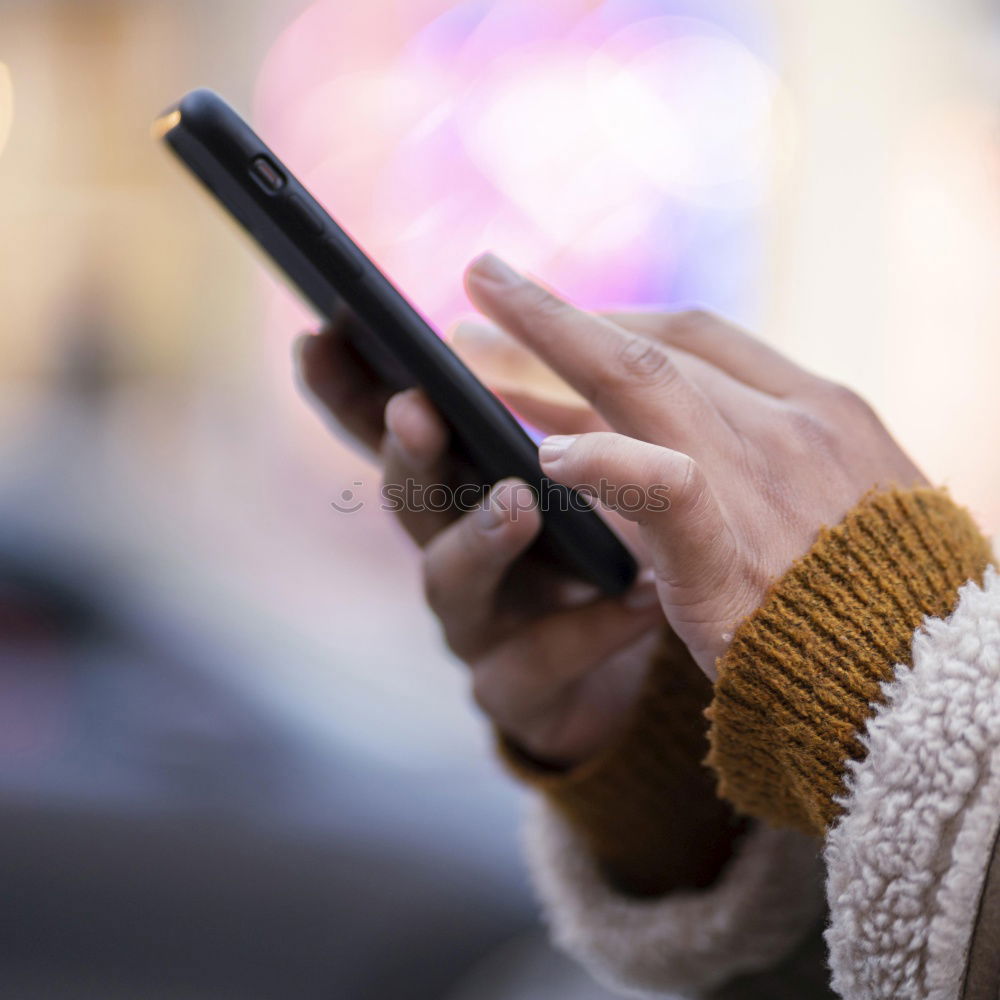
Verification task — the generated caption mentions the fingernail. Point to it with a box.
[539,435,576,465]
[469,252,523,288]
[623,581,661,611]
[383,429,420,468]
[383,393,407,432]
[477,500,505,530]
[478,488,507,530]
[383,395,421,464]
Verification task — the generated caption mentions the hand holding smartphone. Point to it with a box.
[154,89,637,595]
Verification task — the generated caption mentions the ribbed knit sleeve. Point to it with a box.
[498,625,747,897]
[499,623,826,995]
[706,487,994,837]
[502,484,996,998]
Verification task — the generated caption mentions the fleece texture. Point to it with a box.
[522,801,824,998]
[498,625,747,898]
[825,566,1000,1000]
[510,488,997,999]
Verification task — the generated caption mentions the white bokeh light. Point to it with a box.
[594,21,782,202]
[459,43,651,249]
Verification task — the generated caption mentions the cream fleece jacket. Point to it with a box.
[510,490,999,999]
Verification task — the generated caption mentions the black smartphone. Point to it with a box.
[154,89,637,596]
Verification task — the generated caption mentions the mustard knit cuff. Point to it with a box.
[706,487,994,837]
[498,626,747,898]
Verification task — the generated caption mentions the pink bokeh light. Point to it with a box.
[254,0,780,339]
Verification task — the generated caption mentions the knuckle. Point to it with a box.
[783,406,839,457]
[616,336,673,382]
[668,308,716,340]
[810,380,882,429]
[818,380,864,412]
[829,382,879,427]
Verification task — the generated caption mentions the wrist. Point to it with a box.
[499,625,747,897]
[706,486,994,836]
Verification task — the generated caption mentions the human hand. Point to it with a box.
[463,254,927,678]
[295,313,665,767]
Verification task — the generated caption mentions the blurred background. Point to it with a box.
[1,0,998,997]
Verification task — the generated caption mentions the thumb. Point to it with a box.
[539,431,736,674]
